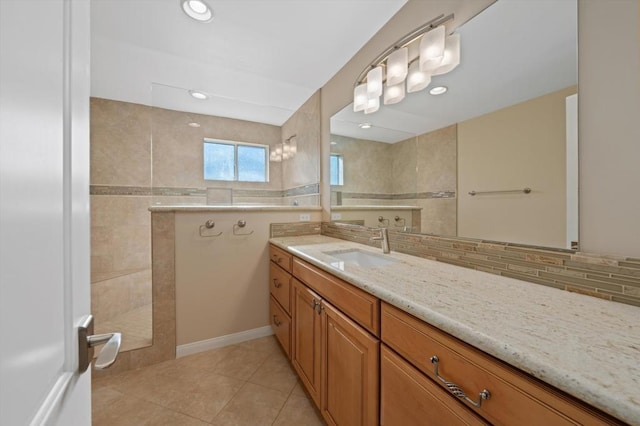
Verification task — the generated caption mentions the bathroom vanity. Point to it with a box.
[269,235,638,425]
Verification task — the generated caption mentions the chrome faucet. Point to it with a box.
[371,228,391,254]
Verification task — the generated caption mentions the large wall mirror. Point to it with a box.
[330,0,577,250]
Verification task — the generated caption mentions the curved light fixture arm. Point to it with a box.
[354,13,454,86]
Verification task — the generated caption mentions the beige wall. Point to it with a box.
[579,0,640,257]
[174,211,321,345]
[458,86,576,248]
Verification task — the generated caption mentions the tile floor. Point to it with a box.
[92,336,325,425]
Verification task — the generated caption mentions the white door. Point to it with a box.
[0,0,92,424]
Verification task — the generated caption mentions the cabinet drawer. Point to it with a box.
[381,303,616,426]
[270,296,291,358]
[269,262,291,314]
[270,244,292,272]
[293,257,380,336]
[381,345,487,426]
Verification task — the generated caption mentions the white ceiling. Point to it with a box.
[90,0,408,125]
[331,0,578,143]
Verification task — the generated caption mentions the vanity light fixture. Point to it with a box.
[429,86,448,95]
[270,134,297,162]
[353,13,459,113]
[189,90,209,100]
[358,123,372,129]
[181,0,213,23]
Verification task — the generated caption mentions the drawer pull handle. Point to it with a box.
[273,279,282,288]
[430,356,491,408]
[273,255,281,263]
[273,315,281,327]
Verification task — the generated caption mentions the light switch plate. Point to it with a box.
[299,214,311,221]
[331,213,342,220]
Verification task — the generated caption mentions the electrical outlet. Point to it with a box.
[299,214,311,221]
[331,213,342,220]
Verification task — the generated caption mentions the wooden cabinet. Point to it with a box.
[381,302,621,426]
[271,244,622,425]
[322,301,379,426]
[381,344,487,426]
[269,245,293,358]
[291,278,322,406]
[286,251,380,426]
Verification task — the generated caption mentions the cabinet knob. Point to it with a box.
[273,279,282,288]
[273,315,282,327]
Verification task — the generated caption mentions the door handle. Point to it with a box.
[78,315,122,372]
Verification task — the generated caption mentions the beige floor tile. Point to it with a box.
[248,356,297,394]
[211,382,288,426]
[91,386,124,414]
[291,380,310,398]
[92,392,162,426]
[273,395,325,426]
[145,407,212,426]
[238,335,284,356]
[163,373,245,422]
[211,346,270,381]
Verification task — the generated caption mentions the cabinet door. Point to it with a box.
[321,301,379,426]
[381,345,488,426]
[292,278,322,407]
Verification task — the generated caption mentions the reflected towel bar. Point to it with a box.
[468,187,531,196]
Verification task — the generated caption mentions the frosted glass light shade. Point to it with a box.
[386,48,408,86]
[353,84,368,112]
[433,33,460,76]
[364,96,380,114]
[407,61,431,93]
[384,82,405,105]
[419,25,446,72]
[366,66,383,98]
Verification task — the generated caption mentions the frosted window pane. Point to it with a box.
[238,145,266,182]
[204,142,234,181]
[330,154,343,186]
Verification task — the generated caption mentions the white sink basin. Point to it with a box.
[324,249,399,268]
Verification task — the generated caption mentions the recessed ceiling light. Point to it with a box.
[181,0,213,23]
[429,86,448,95]
[189,90,209,100]
[358,123,372,129]
[187,122,201,128]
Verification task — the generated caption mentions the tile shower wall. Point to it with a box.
[90,98,153,353]
[321,222,640,308]
[281,91,322,206]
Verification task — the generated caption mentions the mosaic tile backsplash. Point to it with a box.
[321,222,640,308]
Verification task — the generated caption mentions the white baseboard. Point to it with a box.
[176,325,274,358]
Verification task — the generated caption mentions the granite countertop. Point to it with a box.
[270,235,640,425]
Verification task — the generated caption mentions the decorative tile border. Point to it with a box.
[321,222,640,308]
[91,183,320,200]
[331,190,455,201]
[270,221,322,238]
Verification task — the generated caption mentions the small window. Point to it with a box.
[330,154,344,186]
[204,139,268,182]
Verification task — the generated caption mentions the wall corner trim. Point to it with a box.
[176,326,274,358]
